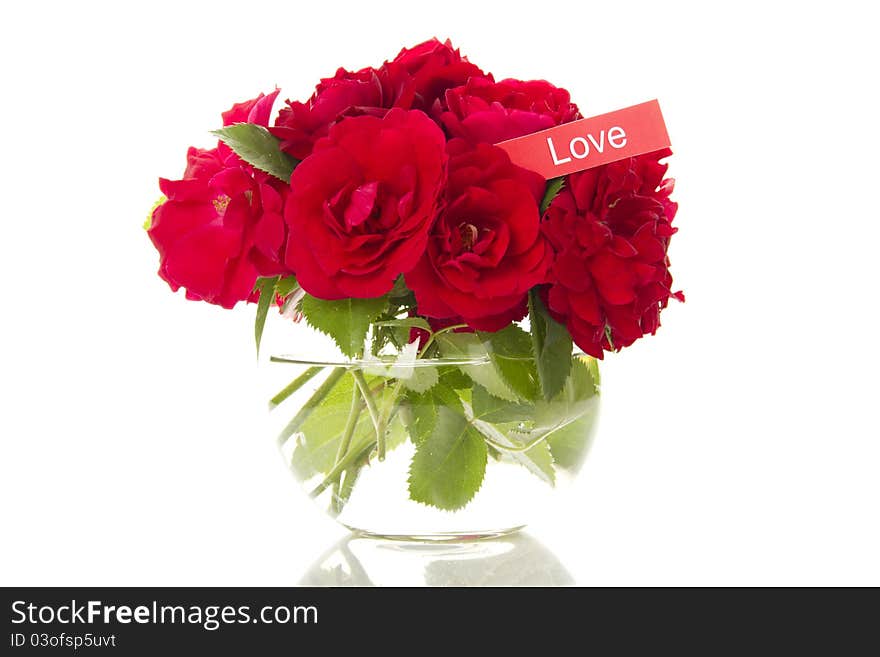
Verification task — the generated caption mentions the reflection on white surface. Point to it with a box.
[299,532,573,586]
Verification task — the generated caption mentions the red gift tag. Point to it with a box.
[495,99,671,179]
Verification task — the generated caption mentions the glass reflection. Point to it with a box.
[299,532,573,586]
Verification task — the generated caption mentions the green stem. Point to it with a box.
[417,323,468,356]
[375,380,401,461]
[372,323,468,461]
[333,467,359,516]
[310,440,375,499]
[311,381,389,505]
[269,366,323,409]
[351,369,381,433]
[330,384,363,511]
[309,322,472,492]
[277,367,345,445]
[335,383,363,466]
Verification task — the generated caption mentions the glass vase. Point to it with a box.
[265,346,600,541]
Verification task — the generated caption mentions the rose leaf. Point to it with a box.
[212,123,298,183]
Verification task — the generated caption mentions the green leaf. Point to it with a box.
[430,380,466,413]
[388,275,410,299]
[465,399,555,485]
[542,356,599,471]
[374,316,431,355]
[290,373,378,480]
[401,364,439,393]
[254,276,278,356]
[459,355,598,482]
[408,406,488,510]
[471,384,534,424]
[402,380,463,446]
[274,275,299,298]
[499,356,598,475]
[144,196,165,230]
[540,177,565,214]
[370,326,395,356]
[533,357,598,427]
[585,356,601,386]
[399,395,436,447]
[545,413,598,473]
[298,294,389,359]
[513,437,556,485]
[437,366,472,391]
[479,325,540,401]
[528,290,573,400]
[387,276,417,307]
[385,412,409,453]
[212,123,298,183]
[435,332,520,402]
[373,317,432,333]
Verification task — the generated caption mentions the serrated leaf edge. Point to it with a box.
[298,295,389,359]
[540,176,566,214]
[407,419,487,512]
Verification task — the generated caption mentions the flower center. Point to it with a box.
[458,222,479,251]
[212,194,230,214]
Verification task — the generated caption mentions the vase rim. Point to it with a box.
[268,354,491,368]
[268,350,589,368]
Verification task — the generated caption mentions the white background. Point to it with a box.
[1,0,878,586]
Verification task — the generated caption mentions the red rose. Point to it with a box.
[406,139,552,331]
[439,77,580,144]
[384,38,490,112]
[270,39,487,161]
[223,90,291,277]
[271,66,391,160]
[248,177,291,277]
[221,89,280,127]
[541,149,683,358]
[284,108,447,299]
[147,91,286,308]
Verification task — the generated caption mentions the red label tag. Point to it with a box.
[495,99,670,179]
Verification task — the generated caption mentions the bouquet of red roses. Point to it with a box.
[146,38,681,530]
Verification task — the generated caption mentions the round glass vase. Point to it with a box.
[266,351,600,541]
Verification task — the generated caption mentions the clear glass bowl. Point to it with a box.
[299,533,574,586]
[265,351,600,541]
